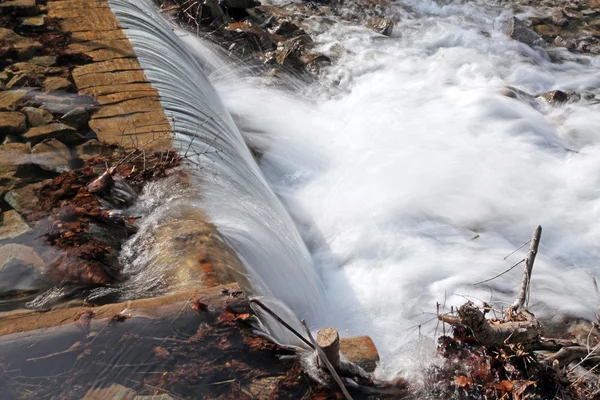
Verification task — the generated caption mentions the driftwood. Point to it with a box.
[438,226,543,347]
[439,302,540,347]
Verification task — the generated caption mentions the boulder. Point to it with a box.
[502,17,547,48]
[365,17,394,36]
[21,106,53,127]
[60,106,90,129]
[0,210,31,241]
[5,180,49,215]
[31,139,71,172]
[43,77,74,92]
[0,111,26,135]
[0,28,42,60]
[0,243,48,296]
[0,0,39,17]
[23,122,84,146]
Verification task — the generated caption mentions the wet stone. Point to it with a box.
[0,90,28,111]
[20,15,45,28]
[4,180,49,215]
[21,106,53,127]
[0,142,30,176]
[503,16,547,48]
[540,89,569,104]
[365,17,394,36]
[81,384,137,400]
[0,28,42,60]
[28,56,58,67]
[44,77,74,92]
[0,243,48,296]
[77,139,104,160]
[31,139,71,173]
[60,106,90,129]
[0,210,31,241]
[23,122,83,146]
[0,111,27,135]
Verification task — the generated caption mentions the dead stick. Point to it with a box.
[512,226,542,313]
[301,320,353,400]
[250,299,314,349]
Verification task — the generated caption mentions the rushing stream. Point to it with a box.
[112,0,600,379]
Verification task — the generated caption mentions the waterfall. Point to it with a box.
[107,0,327,329]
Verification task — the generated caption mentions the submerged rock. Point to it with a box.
[503,16,546,48]
[81,384,136,400]
[0,210,31,241]
[4,180,49,216]
[0,243,48,296]
[61,106,90,128]
[31,139,71,173]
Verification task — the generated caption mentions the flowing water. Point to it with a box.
[112,0,600,379]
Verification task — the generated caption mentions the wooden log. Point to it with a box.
[316,327,341,369]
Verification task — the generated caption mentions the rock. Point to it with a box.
[534,24,560,39]
[548,8,568,26]
[5,62,62,81]
[28,56,57,67]
[20,15,45,28]
[81,384,137,400]
[5,74,28,89]
[340,335,380,373]
[0,143,30,176]
[0,244,48,296]
[0,90,28,111]
[0,28,42,60]
[134,395,174,400]
[23,122,84,146]
[76,139,104,160]
[4,180,49,215]
[0,0,39,17]
[60,107,90,129]
[0,210,31,241]
[553,35,575,48]
[0,112,26,135]
[21,106,53,127]
[540,89,569,104]
[246,376,282,399]
[365,17,394,36]
[43,77,74,92]
[502,17,547,48]
[31,139,71,172]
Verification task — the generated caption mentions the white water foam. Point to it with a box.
[214,0,600,378]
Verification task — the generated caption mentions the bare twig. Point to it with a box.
[512,226,542,313]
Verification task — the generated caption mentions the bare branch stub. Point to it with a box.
[511,225,542,314]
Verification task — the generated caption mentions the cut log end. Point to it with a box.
[317,327,341,368]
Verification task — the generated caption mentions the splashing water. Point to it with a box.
[215,0,600,377]
[112,0,600,379]
[108,0,326,327]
